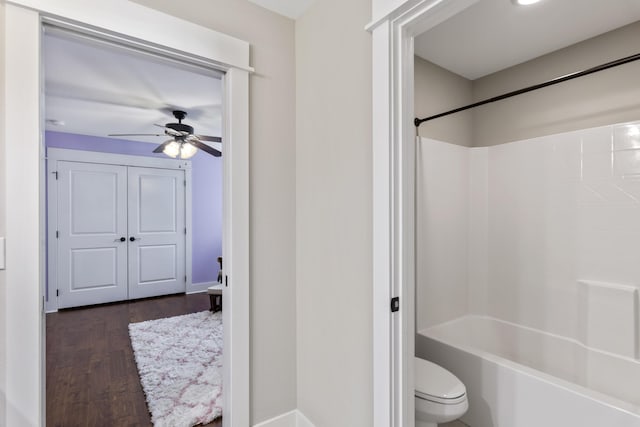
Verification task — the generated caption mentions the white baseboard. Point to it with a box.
[253,410,315,427]
[187,281,218,294]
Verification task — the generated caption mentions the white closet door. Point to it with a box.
[57,161,128,308]
[127,167,186,299]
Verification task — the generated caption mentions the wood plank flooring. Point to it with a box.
[46,293,222,427]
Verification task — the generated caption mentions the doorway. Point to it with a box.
[3,2,250,426]
[43,21,225,426]
[368,1,481,426]
[42,23,222,310]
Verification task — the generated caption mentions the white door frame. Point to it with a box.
[3,1,251,426]
[366,1,479,426]
[46,148,193,312]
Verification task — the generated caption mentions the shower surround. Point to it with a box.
[416,121,640,425]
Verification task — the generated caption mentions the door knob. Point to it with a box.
[120,237,126,242]
[129,236,136,242]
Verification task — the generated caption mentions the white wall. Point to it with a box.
[295,0,373,425]
[416,138,469,331]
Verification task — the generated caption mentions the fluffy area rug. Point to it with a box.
[129,310,223,427]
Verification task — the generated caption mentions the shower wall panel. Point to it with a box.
[416,138,469,331]
[418,121,640,354]
[482,121,640,344]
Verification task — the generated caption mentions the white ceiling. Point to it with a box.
[248,0,316,19]
[44,28,223,145]
[414,0,640,80]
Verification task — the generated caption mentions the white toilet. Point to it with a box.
[415,357,468,427]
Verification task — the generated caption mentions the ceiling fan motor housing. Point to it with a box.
[166,122,194,135]
[166,110,193,137]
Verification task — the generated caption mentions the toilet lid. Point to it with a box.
[414,357,466,402]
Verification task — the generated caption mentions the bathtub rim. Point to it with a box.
[418,314,640,418]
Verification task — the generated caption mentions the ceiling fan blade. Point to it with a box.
[189,139,221,157]
[189,135,222,152]
[153,123,182,137]
[195,134,222,143]
[108,133,165,137]
[153,139,174,153]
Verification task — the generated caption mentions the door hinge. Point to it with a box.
[56,289,59,297]
[56,230,59,238]
[390,297,400,313]
[53,171,58,180]
[185,275,187,282]
[184,180,187,186]
[225,275,228,287]
[184,227,187,234]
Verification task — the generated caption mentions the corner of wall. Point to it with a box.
[414,55,474,147]
[0,0,7,423]
[467,147,489,315]
[251,409,315,427]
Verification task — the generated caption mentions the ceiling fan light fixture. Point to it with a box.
[162,140,181,158]
[116,110,221,158]
[179,142,198,159]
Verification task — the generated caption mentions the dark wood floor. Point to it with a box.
[46,293,222,427]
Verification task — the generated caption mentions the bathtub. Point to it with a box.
[416,315,640,427]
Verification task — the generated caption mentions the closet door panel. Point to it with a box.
[127,167,186,299]
[56,161,128,308]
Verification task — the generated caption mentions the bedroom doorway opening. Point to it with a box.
[44,23,226,427]
[43,25,225,309]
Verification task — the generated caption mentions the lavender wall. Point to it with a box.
[46,131,222,285]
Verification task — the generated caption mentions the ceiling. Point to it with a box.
[414,0,640,80]
[44,27,223,145]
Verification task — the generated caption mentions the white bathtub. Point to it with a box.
[417,315,640,427]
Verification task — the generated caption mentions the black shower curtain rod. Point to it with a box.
[414,52,640,128]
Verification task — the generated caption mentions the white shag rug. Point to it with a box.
[129,310,223,427]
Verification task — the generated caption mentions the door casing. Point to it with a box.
[366,1,481,426]
[3,2,251,426]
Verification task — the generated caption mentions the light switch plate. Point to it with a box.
[0,237,5,270]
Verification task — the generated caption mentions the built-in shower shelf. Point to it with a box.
[578,280,639,359]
